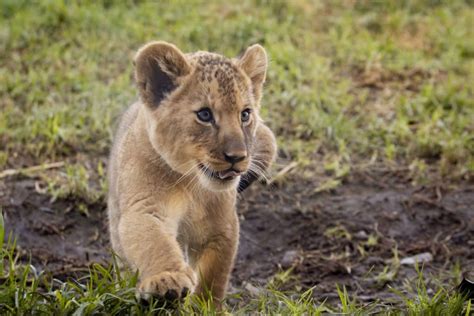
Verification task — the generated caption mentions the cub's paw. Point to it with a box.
[137,268,197,302]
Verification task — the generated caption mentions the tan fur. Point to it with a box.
[107,41,276,303]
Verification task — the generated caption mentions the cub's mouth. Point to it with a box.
[198,164,242,182]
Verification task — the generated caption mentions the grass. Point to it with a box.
[0,212,471,314]
[0,209,471,315]
[1,0,473,314]
[1,0,473,180]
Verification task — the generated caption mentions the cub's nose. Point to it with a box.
[224,151,247,164]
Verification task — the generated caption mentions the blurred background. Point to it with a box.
[0,0,473,313]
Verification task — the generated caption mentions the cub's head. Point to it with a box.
[134,41,268,191]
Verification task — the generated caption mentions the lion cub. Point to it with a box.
[107,41,276,303]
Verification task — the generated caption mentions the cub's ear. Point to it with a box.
[237,44,268,103]
[134,41,191,107]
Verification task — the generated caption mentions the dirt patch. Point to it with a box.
[351,66,444,92]
[1,170,473,304]
[332,65,448,124]
[0,178,108,277]
[235,171,473,303]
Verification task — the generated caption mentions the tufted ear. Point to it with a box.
[134,41,191,107]
[237,44,268,103]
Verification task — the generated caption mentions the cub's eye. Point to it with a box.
[196,108,213,123]
[241,109,251,122]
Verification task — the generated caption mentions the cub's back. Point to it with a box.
[107,101,140,242]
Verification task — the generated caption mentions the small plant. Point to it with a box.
[389,264,470,315]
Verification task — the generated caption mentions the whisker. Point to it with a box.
[164,161,200,189]
[184,164,202,194]
[249,160,270,182]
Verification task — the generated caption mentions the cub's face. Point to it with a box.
[134,42,268,191]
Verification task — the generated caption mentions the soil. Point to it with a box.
[1,169,473,305]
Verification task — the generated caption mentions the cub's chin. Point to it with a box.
[197,171,240,192]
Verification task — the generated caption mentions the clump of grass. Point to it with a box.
[389,264,471,315]
[43,162,106,201]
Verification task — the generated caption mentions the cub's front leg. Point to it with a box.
[194,207,239,303]
[118,212,197,301]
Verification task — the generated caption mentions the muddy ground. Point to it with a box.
[1,168,473,305]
